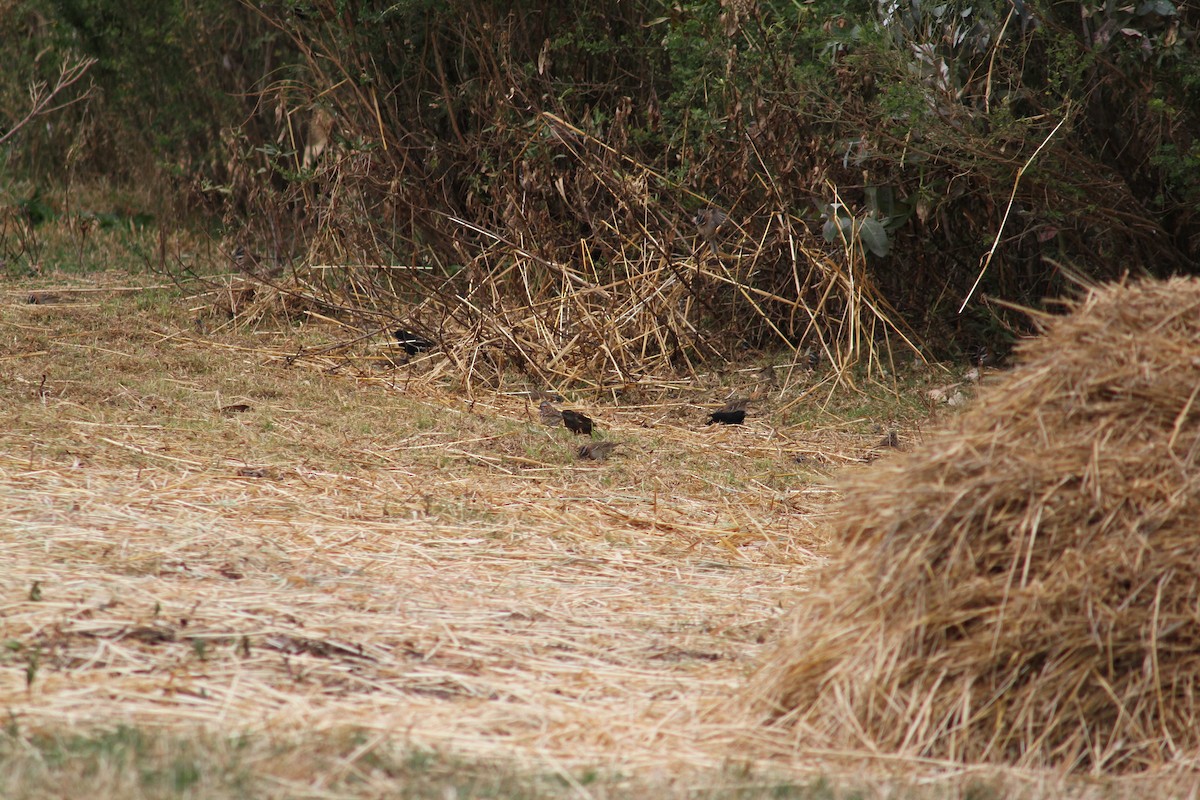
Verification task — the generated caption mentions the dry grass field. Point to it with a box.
[0,265,1192,798]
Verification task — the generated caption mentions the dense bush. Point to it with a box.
[3,0,1198,371]
[1,1,280,191]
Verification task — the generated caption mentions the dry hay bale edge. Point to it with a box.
[748,277,1200,774]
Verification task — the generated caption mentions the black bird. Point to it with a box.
[707,408,746,426]
[706,397,749,426]
[804,348,821,371]
[392,329,435,355]
[561,409,594,436]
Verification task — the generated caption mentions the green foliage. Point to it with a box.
[4,0,1200,360]
[0,726,256,799]
[3,1,283,185]
[0,727,923,800]
[1152,140,1200,206]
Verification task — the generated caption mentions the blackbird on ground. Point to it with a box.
[392,328,435,355]
[578,441,619,461]
[538,400,564,427]
[706,397,749,426]
[561,409,594,436]
[707,408,746,425]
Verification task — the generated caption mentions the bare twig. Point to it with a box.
[0,56,97,148]
[960,112,1070,313]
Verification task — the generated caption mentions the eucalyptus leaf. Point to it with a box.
[865,185,897,217]
[1137,0,1176,16]
[822,214,855,244]
[882,200,915,232]
[859,217,891,257]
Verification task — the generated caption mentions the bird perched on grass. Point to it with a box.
[561,409,594,436]
[231,245,285,279]
[232,245,268,277]
[693,207,728,256]
[706,397,749,426]
[804,347,821,371]
[968,344,994,367]
[392,328,435,355]
[538,400,564,427]
[578,441,619,461]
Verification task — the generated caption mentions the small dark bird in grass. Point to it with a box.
[878,430,900,448]
[561,409,594,436]
[707,408,746,426]
[538,400,564,427]
[804,348,821,371]
[232,245,283,278]
[969,344,994,367]
[578,441,619,461]
[706,397,750,426]
[392,328,435,355]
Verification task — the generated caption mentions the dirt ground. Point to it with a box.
[1,272,1179,798]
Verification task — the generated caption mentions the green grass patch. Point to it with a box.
[0,726,987,800]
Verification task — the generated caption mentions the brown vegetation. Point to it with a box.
[752,278,1200,773]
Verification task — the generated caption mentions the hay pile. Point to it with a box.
[753,278,1200,772]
